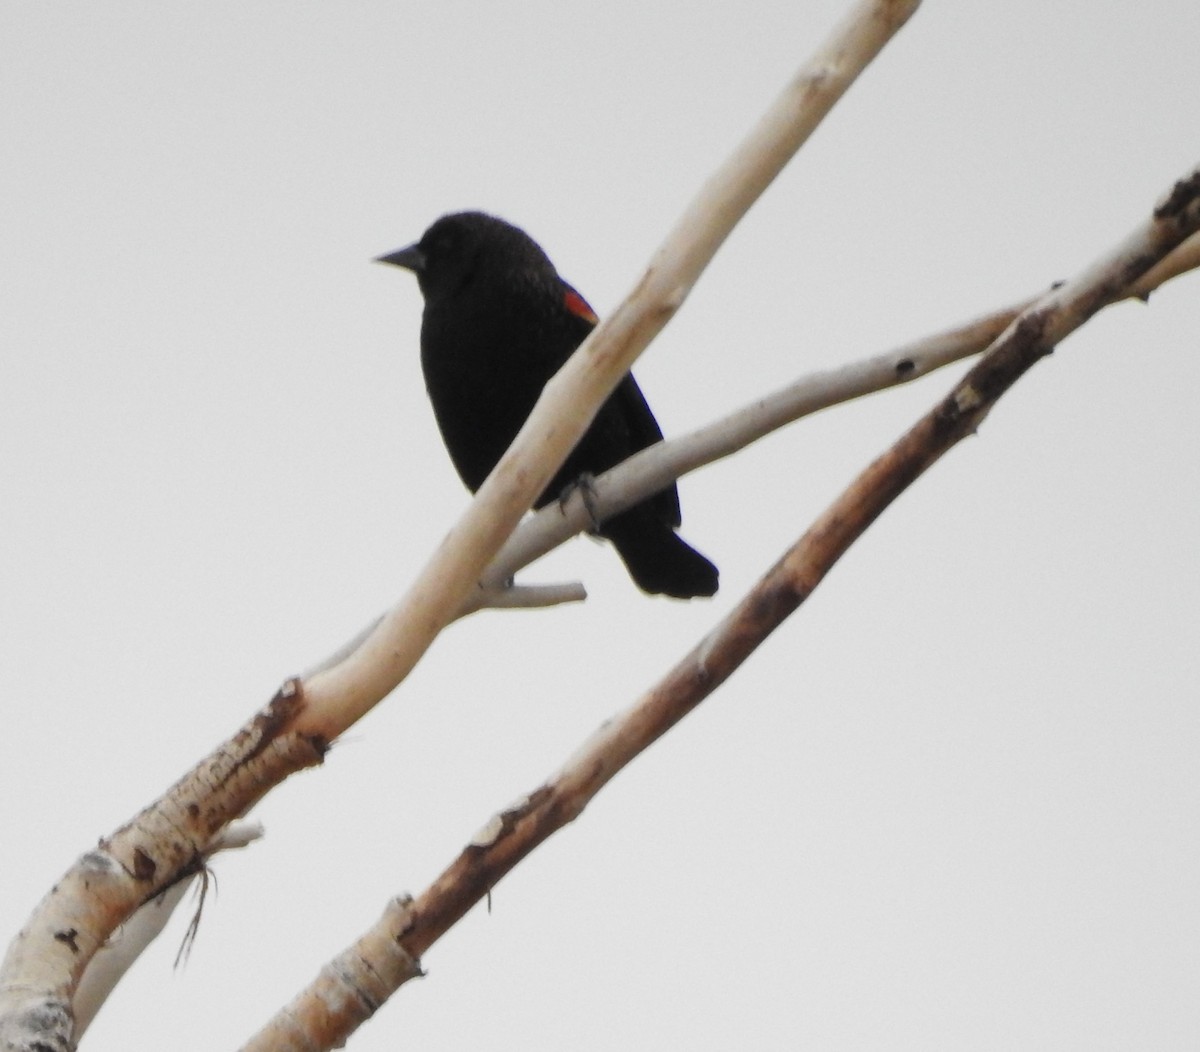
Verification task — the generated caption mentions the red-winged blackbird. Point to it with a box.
[377,211,718,599]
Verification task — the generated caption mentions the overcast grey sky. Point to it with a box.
[2,3,1199,1049]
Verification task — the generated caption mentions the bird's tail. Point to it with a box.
[601,509,719,599]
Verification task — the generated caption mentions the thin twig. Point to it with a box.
[468,229,1199,606]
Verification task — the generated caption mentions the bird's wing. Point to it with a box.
[558,277,682,524]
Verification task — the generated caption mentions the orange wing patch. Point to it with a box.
[563,286,599,326]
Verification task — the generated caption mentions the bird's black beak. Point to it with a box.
[374,243,426,272]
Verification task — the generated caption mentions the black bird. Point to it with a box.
[377,211,718,598]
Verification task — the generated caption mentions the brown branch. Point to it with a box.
[239,898,422,1052]
[237,164,1200,1052]
[400,162,1200,956]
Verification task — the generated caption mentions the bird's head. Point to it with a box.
[376,211,555,303]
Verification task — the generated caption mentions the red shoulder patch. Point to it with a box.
[563,286,599,326]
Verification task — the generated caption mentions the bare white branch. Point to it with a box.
[294,0,923,742]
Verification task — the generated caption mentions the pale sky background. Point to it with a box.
[2,3,1199,1049]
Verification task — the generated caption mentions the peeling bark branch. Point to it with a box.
[239,898,422,1052]
[0,685,323,1052]
[72,824,262,1041]
[239,165,1200,1052]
